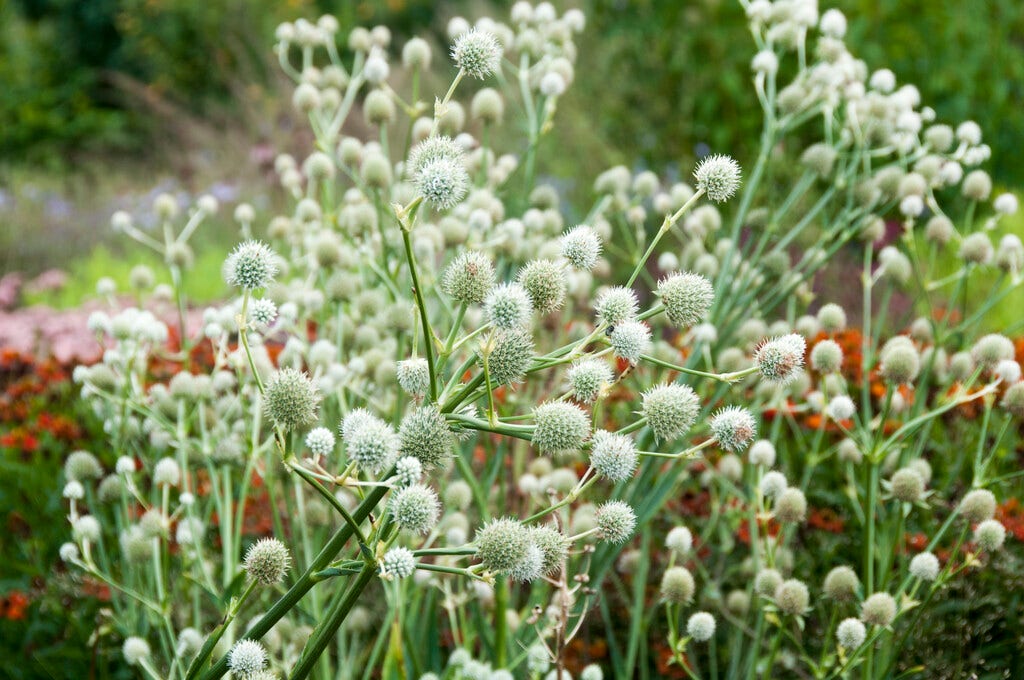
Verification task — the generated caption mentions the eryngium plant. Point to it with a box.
[62,1,1022,678]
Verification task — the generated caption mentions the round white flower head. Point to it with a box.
[709,406,757,452]
[475,517,530,574]
[811,339,844,373]
[485,282,534,329]
[59,542,80,562]
[65,450,102,482]
[532,401,591,453]
[594,286,639,325]
[397,357,431,398]
[305,427,336,457]
[589,430,639,482]
[642,383,700,441]
[416,157,469,210]
[63,480,84,500]
[775,487,807,523]
[609,320,652,364]
[837,618,867,649]
[755,334,807,383]
[518,259,567,314]
[228,639,267,676]
[409,135,463,174]
[561,225,602,271]
[596,500,637,543]
[909,552,939,581]
[224,240,279,290]
[860,592,896,627]
[657,272,715,327]
[828,395,856,421]
[382,546,416,579]
[748,439,776,467]
[580,664,603,680]
[567,358,613,403]
[451,28,502,79]
[122,636,151,666]
[152,457,181,486]
[694,154,741,203]
[484,328,534,386]
[399,405,453,468]
[974,519,1007,551]
[760,471,788,499]
[442,250,496,304]
[393,456,423,487]
[73,515,101,542]
[244,537,291,585]
[687,612,716,642]
[751,49,779,75]
[959,488,997,523]
[250,298,277,327]
[342,408,401,472]
[264,368,321,431]
[390,484,441,534]
[994,193,1019,215]
[665,526,693,555]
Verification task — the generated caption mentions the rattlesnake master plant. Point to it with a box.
[61,1,1023,678]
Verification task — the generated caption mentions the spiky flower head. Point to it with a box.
[393,456,423,486]
[416,157,469,210]
[250,298,277,327]
[827,395,855,421]
[661,566,695,604]
[657,272,715,327]
[451,28,502,79]
[409,135,463,175]
[482,328,534,386]
[442,250,496,304]
[775,578,810,615]
[244,538,291,585]
[305,427,335,457]
[399,406,453,468]
[879,340,920,385]
[390,484,441,534]
[694,154,741,203]
[860,592,896,627]
[760,470,788,499]
[959,489,997,523]
[596,500,636,543]
[837,618,867,649]
[264,368,321,431]
[909,552,939,581]
[561,225,602,270]
[532,401,591,453]
[1002,382,1024,418]
[609,321,652,364]
[709,405,757,452]
[65,450,102,482]
[974,519,1007,551]
[755,568,783,597]
[397,358,430,398]
[811,339,844,373]
[580,665,604,680]
[518,259,567,314]
[890,468,925,503]
[774,487,807,523]
[121,637,151,666]
[665,526,693,555]
[228,639,267,677]
[224,240,279,290]
[475,518,530,574]
[485,282,534,329]
[748,439,776,467]
[381,546,416,580]
[508,543,544,583]
[594,286,639,325]
[589,430,638,482]
[529,525,569,576]
[971,333,1015,370]
[342,409,401,473]
[567,358,613,403]
[823,566,860,601]
[641,383,700,441]
[686,612,717,642]
[754,334,806,383]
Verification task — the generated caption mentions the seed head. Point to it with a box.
[485,282,534,329]
[959,489,997,523]
[416,157,469,210]
[567,358,613,403]
[909,552,939,581]
[837,618,866,649]
[609,321,652,364]
[686,612,716,642]
[709,406,757,452]
[390,484,441,534]
[342,409,401,473]
[244,538,291,585]
[694,154,741,203]
[755,334,807,384]
[443,251,496,304]
[264,372,321,434]
[228,639,267,677]
[561,225,602,270]
[860,592,896,627]
[397,358,431,398]
[224,241,279,290]
[657,272,715,327]
[661,566,695,604]
[596,500,636,543]
[399,406,453,468]
[594,286,639,325]
[589,430,639,482]
[529,525,569,576]
[975,519,1006,551]
[475,518,530,574]
[775,487,807,523]
[641,383,700,442]
[381,546,416,579]
[823,566,860,601]
[518,259,567,314]
[451,29,502,79]
[890,468,925,503]
[775,578,810,615]
[532,401,591,453]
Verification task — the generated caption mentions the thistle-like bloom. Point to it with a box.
[709,405,757,452]
[390,484,441,534]
[244,537,291,585]
[974,519,1007,551]
[890,468,925,503]
[686,612,716,642]
[409,135,463,174]
[122,637,151,666]
[532,401,591,453]
[596,500,636,543]
[589,430,638,482]
[657,272,714,327]
[837,618,866,649]
[228,639,267,677]
[609,320,652,364]
[754,334,806,384]
[641,383,700,441]
[959,488,997,523]
[451,28,502,79]
[65,450,102,482]
[342,409,401,472]
[224,240,279,290]
[382,546,416,579]
[661,566,695,604]
[879,339,920,384]
[518,259,567,314]
[393,456,423,486]
[775,578,810,615]
[665,526,693,555]
[304,424,335,460]
[823,566,859,601]
[264,368,321,431]
[475,518,530,574]
[482,329,534,386]
[250,298,278,327]
[485,282,533,329]
[909,552,939,581]
[860,592,896,627]
[594,286,639,326]
[529,525,569,576]
[561,225,602,270]
[567,358,613,404]
[416,157,469,210]
[397,358,430,398]
[774,487,807,523]
[810,339,844,373]
[442,250,496,304]
[694,154,741,203]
